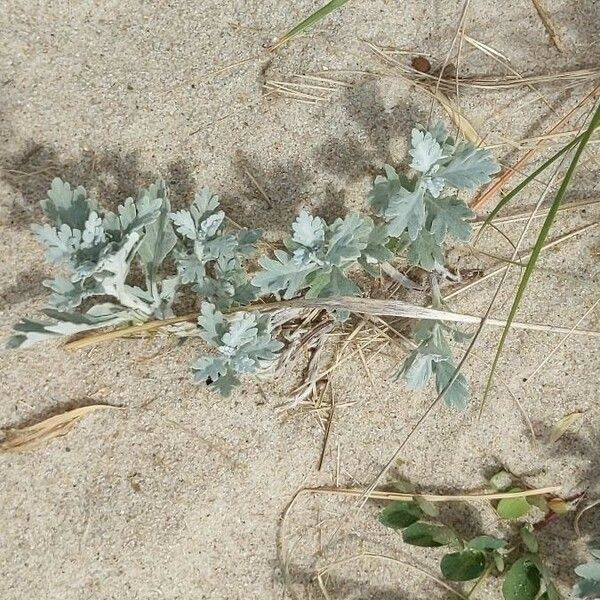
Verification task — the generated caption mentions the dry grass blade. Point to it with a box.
[472,85,599,210]
[574,499,600,537]
[64,293,600,351]
[318,553,467,599]
[531,0,566,53]
[0,405,121,452]
[303,484,561,503]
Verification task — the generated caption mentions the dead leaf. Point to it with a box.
[0,405,122,452]
[548,497,569,514]
[430,89,484,146]
[549,411,584,443]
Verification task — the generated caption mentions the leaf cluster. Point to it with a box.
[369,123,499,271]
[192,302,283,396]
[170,189,262,309]
[378,479,562,599]
[252,210,391,301]
[10,179,176,347]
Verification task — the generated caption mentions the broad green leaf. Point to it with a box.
[440,549,486,581]
[497,491,531,520]
[379,501,423,529]
[402,522,457,547]
[502,557,541,600]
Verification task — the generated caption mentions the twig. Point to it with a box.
[317,386,336,471]
[531,0,566,53]
[318,553,468,600]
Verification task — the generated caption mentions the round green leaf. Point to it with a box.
[502,557,541,600]
[497,491,531,520]
[402,522,457,547]
[441,549,487,581]
[379,501,423,529]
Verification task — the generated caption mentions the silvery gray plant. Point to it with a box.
[9,123,499,403]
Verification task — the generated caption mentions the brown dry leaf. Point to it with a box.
[548,497,569,514]
[430,88,484,146]
[0,405,122,452]
[549,411,585,443]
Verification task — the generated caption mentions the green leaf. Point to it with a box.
[402,522,457,547]
[434,359,469,409]
[270,0,350,49]
[520,525,538,553]
[409,129,445,173]
[468,535,507,552]
[426,195,474,242]
[292,210,325,248]
[502,557,541,600]
[379,501,423,529]
[440,549,486,581]
[437,141,500,188]
[497,492,531,520]
[407,230,444,270]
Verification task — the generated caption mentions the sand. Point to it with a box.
[1,0,599,598]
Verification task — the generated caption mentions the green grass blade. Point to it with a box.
[481,102,600,403]
[270,0,350,50]
[475,131,585,242]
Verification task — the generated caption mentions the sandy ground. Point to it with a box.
[1,1,599,598]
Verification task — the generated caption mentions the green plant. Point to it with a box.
[270,0,351,50]
[378,477,564,599]
[573,543,600,599]
[8,123,499,399]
